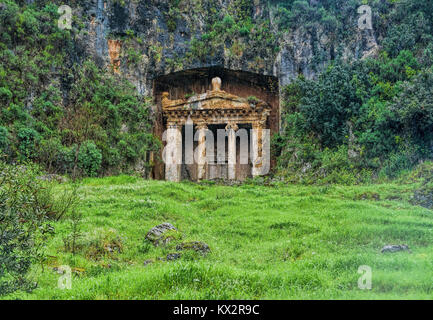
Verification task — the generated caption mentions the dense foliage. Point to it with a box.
[0,0,159,177]
[1,0,433,183]
[0,162,77,295]
[274,0,433,183]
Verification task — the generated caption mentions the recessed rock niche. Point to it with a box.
[153,67,279,181]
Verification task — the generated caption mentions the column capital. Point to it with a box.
[167,121,179,129]
[225,122,239,132]
[252,120,265,130]
[196,121,208,130]
[252,110,270,129]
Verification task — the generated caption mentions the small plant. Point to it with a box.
[125,47,142,66]
[63,209,84,256]
[247,95,260,105]
[184,92,196,99]
[166,0,181,32]
[85,229,124,261]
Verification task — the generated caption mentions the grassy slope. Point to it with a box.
[7,176,433,299]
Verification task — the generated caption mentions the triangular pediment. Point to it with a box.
[161,77,270,111]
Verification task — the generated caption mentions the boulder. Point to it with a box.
[381,245,411,253]
[145,222,178,246]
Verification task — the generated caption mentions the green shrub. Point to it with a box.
[0,87,12,104]
[106,147,121,168]
[222,15,235,29]
[390,68,433,155]
[17,127,40,160]
[63,60,158,176]
[0,126,10,156]
[276,53,433,182]
[78,141,102,177]
[117,139,136,162]
[379,146,420,179]
[54,144,76,175]
[37,138,74,173]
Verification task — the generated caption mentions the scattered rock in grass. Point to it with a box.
[104,244,117,253]
[356,192,380,201]
[72,267,85,276]
[143,259,154,266]
[52,267,61,274]
[385,195,402,201]
[145,222,178,246]
[166,253,181,261]
[176,241,211,255]
[52,266,85,275]
[381,244,411,253]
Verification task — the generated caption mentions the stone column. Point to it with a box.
[165,122,182,182]
[196,122,208,180]
[225,122,238,180]
[251,121,264,177]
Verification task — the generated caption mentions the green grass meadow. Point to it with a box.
[6,176,433,299]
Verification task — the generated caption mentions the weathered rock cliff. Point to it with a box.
[71,0,380,95]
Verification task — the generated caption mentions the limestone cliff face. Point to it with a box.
[73,0,380,94]
[276,24,378,86]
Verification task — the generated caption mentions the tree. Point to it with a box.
[0,162,76,295]
[391,68,433,156]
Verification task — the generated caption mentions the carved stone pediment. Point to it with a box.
[161,77,271,112]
